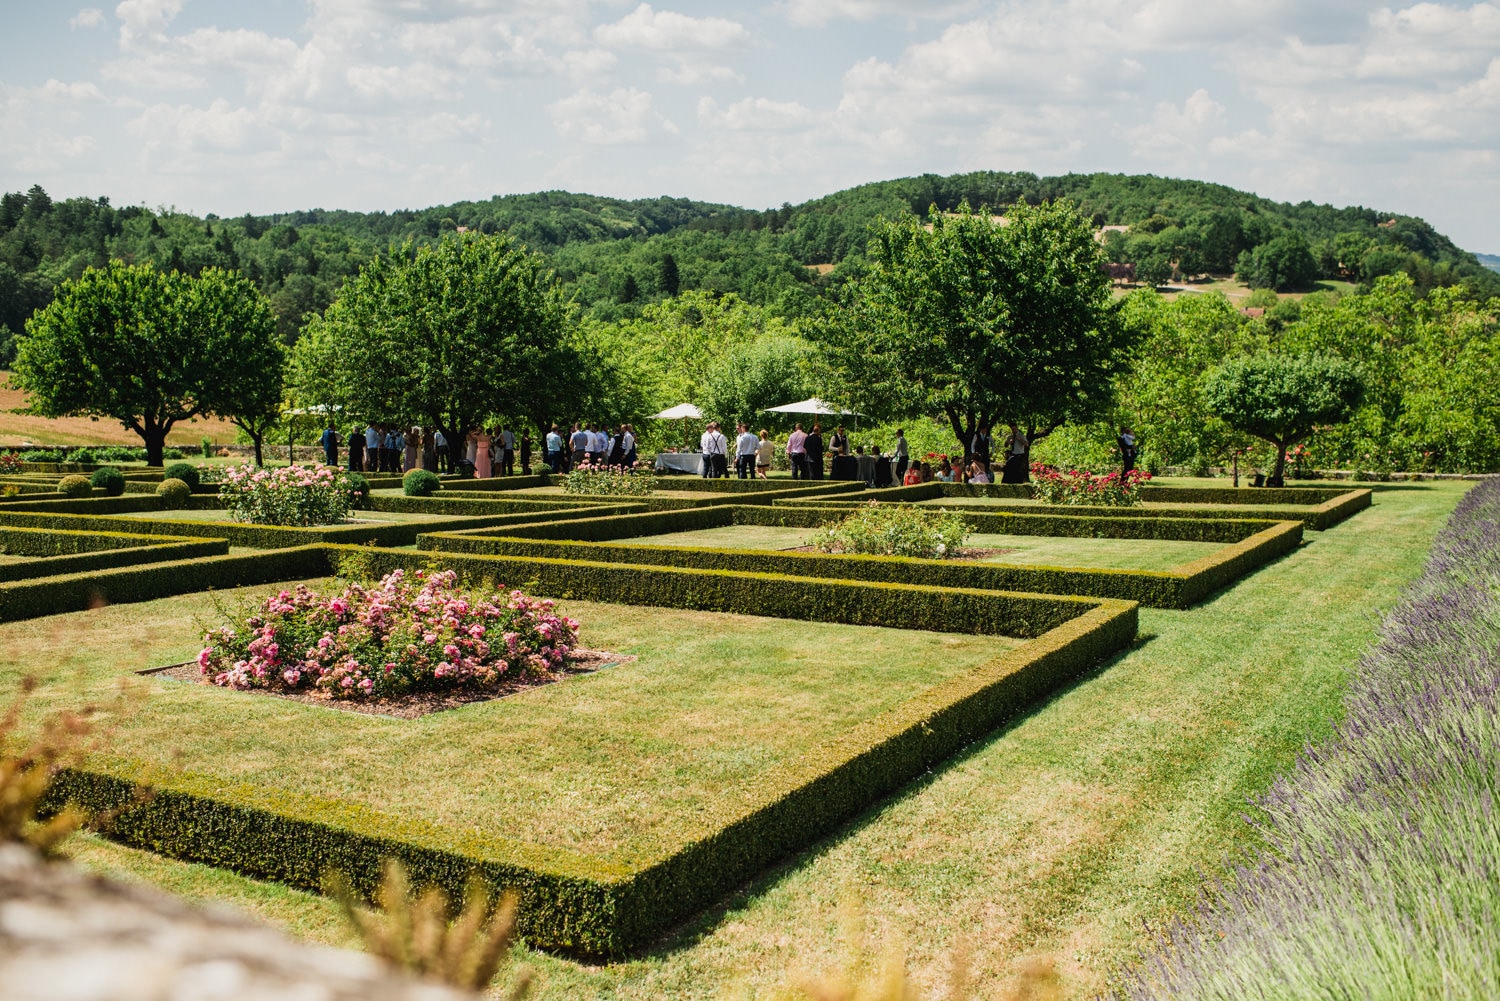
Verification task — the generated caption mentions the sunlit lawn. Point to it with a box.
[98,508,470,525]
[62,482,1469,999]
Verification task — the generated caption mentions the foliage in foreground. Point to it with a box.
[198,570,580,699]
[1029,463,1150,506]
[807,502,970,559]
[1120,479,1500,999]
[328,858,533,997]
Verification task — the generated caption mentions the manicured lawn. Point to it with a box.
[5,589,1014,862]
[625,524,1221,571]
[915,495,1320,514]
[62,482,1469,998]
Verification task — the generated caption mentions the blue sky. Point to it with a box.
[2,1,1497,252]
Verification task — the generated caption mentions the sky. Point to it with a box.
[1,0,1497,253]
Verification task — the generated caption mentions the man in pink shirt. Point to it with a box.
[786,423,808,480]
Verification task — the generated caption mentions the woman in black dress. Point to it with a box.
[805,425,825,480]
[1001,424,1029,483]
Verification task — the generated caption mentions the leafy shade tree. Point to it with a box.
[13,262,280,465]
[700,333,814,426]
[1201,353,1364,485]
[293,234,571,470]
[1238,232,1319,291]
[818,201,1130,464]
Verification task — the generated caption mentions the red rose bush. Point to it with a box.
[1029,462,1151,507]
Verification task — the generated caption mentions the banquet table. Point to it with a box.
[654,452,705,474]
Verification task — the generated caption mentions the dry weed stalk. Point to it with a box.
[328,858,532,997]
[0,675,124,855]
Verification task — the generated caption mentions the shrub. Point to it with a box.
[56,475,92,498]
[88,467,126,496]
[69,448,95,464]
[1029,462,1151,506]
[563,459,656,497]
[403,468,441,497]
[20,450,64,463]
[163,447,185,460]
[194,463,227,485]
[163,462,200,489]
[345,472,371,509]
[200,437,213,458]
[197,569,580,699]
[806,501,970,559]
[156,478,191,508]
[219,463,353,526]
[0,452,23,474]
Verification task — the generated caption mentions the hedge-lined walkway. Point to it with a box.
[65,482,1468,997]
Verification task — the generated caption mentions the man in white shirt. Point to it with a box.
[588,424,606,464]
[545,425,564,473]
[499,426,516,476]
[619,424,636,466]
[734,423,759,479]
[700,422,728,478]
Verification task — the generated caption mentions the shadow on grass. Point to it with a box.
[634,632,1159,960]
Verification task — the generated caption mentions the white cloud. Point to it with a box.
[698,96,816,131]
[547,87,675,144]
[773,0,980,27]
[595,4,748,50]
[70,7,105,29]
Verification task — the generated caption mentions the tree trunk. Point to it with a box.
[1270,440,1288,487]
[251,432,264,468]
[142,430,167,468]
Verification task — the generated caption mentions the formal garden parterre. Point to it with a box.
[0,463,1374,964]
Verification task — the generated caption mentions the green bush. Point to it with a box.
[402,469,441,497]
[807,502,970,558]
[89,466,126,496]
[69,448,96,464]
[21,449,65,462]
[163,462,200,489]
[56,475,92,498]
[156,478,191,508]
[344,472,371,509]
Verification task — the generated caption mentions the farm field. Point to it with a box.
[622,524,1223,572]
[53,480,1471,997]
[0,372,237,448]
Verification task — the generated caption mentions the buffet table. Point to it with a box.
[654,452,705,474]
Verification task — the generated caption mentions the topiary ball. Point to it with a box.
[89,466,126,496]
[163,462,200,490]
[157,477,191,509]
[57,474,93,498]
[403,468,441,497]
[344,472,371,509]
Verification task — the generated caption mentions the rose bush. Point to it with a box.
[0,453,22,474]
[219,463,353,526]
[197,569,580,700]
[562,459,656,497]
[807,501,970,559]
[1029,462,1151,507]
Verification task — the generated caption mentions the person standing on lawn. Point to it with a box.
[347,426,364,472]
[569,423,588,468]
[805,424,825,480]
[893,429,910,481]
[1117,427,1138,474]
[1002,424,1029,483]
[755,429,774,479]
[700,422,729,478]
[787,423,808,479]
[320,424,338,466]
[365,424,381,473]
[499,426,516,475]
[546,425,564,473]
[735,423,759,479]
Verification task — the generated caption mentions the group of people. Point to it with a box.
[322,424,532,477]
[557,423,638,471]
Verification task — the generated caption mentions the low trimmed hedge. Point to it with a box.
[45,574,1136,957]
[435,474,554,492]
[0,547,328,622]
[1138,484,1355,505]
[368,493,627,517]
[417,520,1303,609]
[0,535,228,584]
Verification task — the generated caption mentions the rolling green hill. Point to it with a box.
[2,172,1496,364]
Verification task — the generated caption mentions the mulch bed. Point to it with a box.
[782,545,1016,561]
[140,648,636,720]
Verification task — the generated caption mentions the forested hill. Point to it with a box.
[2,171,1497,362]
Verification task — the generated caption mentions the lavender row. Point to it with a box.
[1119,480,1500,999]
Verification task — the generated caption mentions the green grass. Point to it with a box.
[5,590,1013,862]
[55,482,1468,997]
[624,524,1222,572]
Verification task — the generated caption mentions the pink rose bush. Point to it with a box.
[562,459,656,497]
[197,569,581,699]
[219,463,353,526]
[1029,462,1152,507]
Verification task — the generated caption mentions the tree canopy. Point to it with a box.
[817,200,1130,459]
[1201,352,1364,484]
[292,233,572,466]
[12,261,279,465]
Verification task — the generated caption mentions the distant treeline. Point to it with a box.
[3,171,1497,365]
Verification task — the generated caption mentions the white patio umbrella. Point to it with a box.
[647,403,703,419]
[762,397,859,416]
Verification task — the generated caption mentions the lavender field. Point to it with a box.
[1123,479,1500,999]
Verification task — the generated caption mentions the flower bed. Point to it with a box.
[1030,462,1151,507]
[563,460,656,497]
[218,463,354,526]
[806,501,970,559]
[197,569,580,699]
[0,452,22,474]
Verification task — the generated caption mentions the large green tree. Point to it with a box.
[292,233,571,468]
[817,201,1130,464]
[1201,352,1364,485]
[12,261,280,465]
